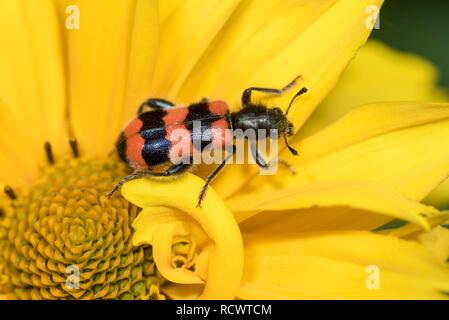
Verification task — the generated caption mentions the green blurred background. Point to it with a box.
[372,0,449,88]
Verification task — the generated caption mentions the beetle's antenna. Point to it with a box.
[285,87,308,116]
[284,134,298,156]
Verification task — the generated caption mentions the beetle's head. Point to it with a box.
[268,107,294,136]
[279,87,308,156]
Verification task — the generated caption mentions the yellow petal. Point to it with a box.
[0,101,40,185]
[132,206,189,246]
[419,224,449,265]
[122,0,160,121]
[179,0,383,123]
[159,0,184,23]
[227,181,435,228]
[177,0,316,103]
[55,0,158,157]
[162,283,204,300]
[122,173,243,299]
[150,0,241,100]
[425,179,449,209]
[0,0,67,172]
[238,231,449,299]
[240,207,392,234]
[300,40,448,138]
[0,293,15,300]
[239,102,449,204]
[378,212,449,239]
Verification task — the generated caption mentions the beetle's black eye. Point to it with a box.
[273,107,283,115]
[285,121,294,136]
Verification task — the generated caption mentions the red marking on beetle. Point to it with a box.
[211,118,231,147]
[164,107,193,162]
[163,107,189,126]
[167,125,193,162]
[126,134,148,169]
[208,100,228,117]
[124,118,143,137]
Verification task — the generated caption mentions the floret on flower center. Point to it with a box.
[0,155,166,300]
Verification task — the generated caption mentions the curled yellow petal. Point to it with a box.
[132,207,208,285]
[132,206,189,246]
[122,173,243,299]
[152,222,205,284]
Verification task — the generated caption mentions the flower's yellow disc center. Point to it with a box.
[0,158,166,300]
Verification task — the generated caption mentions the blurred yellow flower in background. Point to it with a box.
[1,0,449,300]
[300,40,448,138]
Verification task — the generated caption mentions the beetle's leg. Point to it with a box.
[137,98,175,114]
[251,153,297,175]
[107,170,156,198]
[249,142,270,169]
[249,142,296,174]
[197,149,234,208]
[241,75,302,107]
[165,162,193,175]
[107,162,193,198]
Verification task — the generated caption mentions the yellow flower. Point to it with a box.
[1,0,449,300]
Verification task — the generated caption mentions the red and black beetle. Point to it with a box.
[107,76,308,207]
